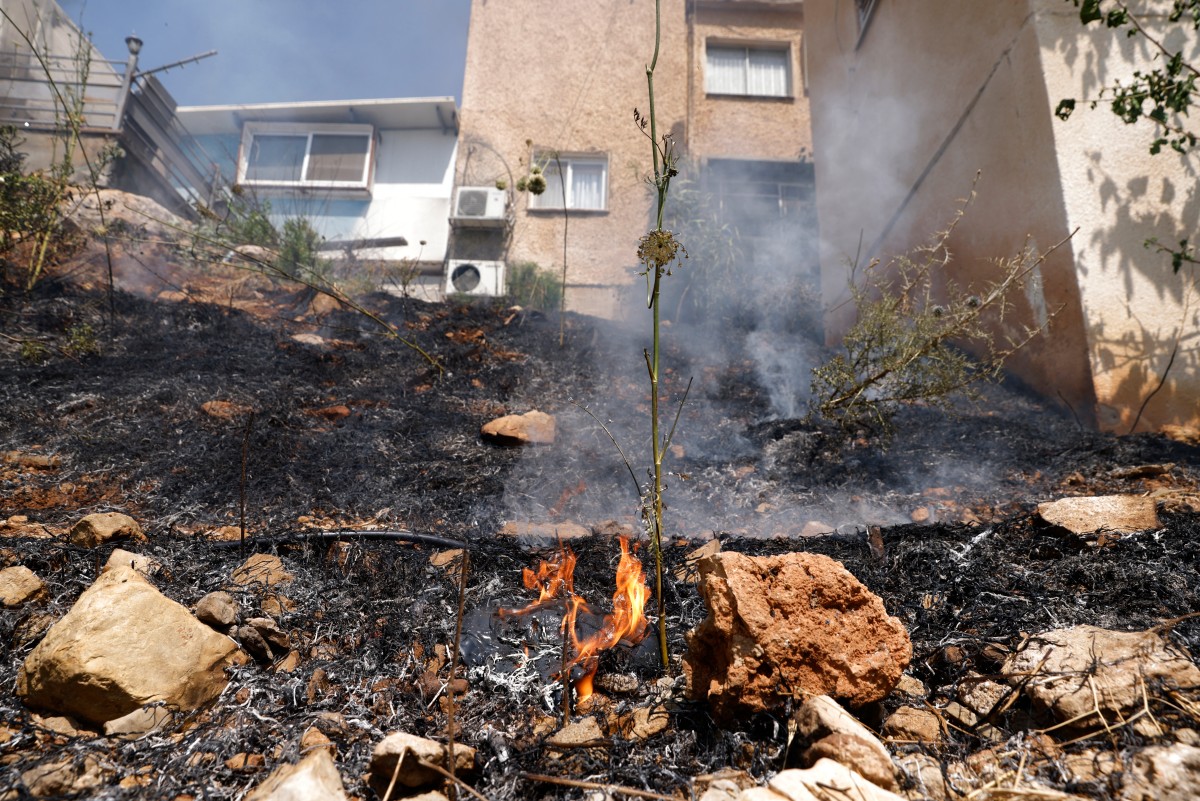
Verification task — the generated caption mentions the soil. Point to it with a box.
[1,241,1199,800]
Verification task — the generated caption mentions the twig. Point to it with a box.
[560,604,572,726]
[416,758,490,801]
[239,413,253,555]
[1128,339,1177,434]
[519,772,676,801]
[446,549,470,801]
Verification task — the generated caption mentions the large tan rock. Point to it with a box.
[685,552,911,722]
[17,565,243,725]
[245,749,349,801]
[68,512,143,547]
[1002,626,1200,731]
[481,410,556,445]
[1120,743,1200,801]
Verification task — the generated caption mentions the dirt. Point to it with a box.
[1,249,1199,800]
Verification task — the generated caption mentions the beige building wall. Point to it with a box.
[688,3,811,161]
[455,0,689,317]
[806,0,1200,432]
[454,0,813,318]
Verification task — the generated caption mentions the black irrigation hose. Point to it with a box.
[210,529,470,551]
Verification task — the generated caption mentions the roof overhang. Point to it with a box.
[176,96,459,135]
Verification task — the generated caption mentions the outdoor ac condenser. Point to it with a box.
[450,187,508,227]
[445,260,506,297]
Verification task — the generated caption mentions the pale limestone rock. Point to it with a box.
[685,551,911,722]
[245,748,349,801]
[767,759,907,801]
[17,565,244,724]
[1036,494,1158,537]
[103,705,174,737]
[102,548,160,577]
[789,695,897,791]
[368,731,475,796]
[195,591,239,630]
[546,716,606,748]
[232,553,293,587]
[1120,744,1200,801]
[0,565,45,606]
[20,755,111,798]
[1001,626,1200,730]
[882,706,942,743]
[68,512,143,547]
[498,520,591,543]
[481,410,556,445]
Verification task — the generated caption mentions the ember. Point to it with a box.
[500,536,650,698]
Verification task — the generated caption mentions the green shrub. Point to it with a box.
[278,217,327,280]
[0,126,68,284]
[506,261,563,311]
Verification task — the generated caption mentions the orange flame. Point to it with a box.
[500,536,650,700]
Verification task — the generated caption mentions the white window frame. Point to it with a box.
[704,42,792,99]
[237,122,375,190]
[528,153,609,212]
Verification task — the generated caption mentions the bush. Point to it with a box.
[278,217,327,280]
[0,126,69,286]
[506,260,563,311]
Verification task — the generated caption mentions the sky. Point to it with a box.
[58,0,471,107]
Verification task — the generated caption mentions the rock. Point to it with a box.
[236,624,274,662]
[20,754,111,798]
[68,512,143,547]
[102,548,160,577]
[291,332,329,347]
[367,731,475,796]
[245,749,349,801]
[300,725,336,756]
[1120,744,1200,800]
[0,565,46,606]
[103,704,174,737]
[2,450,61,469]
[498,520,591,543]
[627,705,669,741]
[200,400,253,420]
[546,716,606,749]
[248,616,290,650]
[1001,626,1200,730]
[788,695,897,791]
[195,591,240,630]
[17,565,244,725]
[882,705,942,743]
[1036,495,1159,538]
[695,769,756,801]
[892,674,926,698]
[675,538,721,583]
[232,553,294,587]
[481,410,556,445]
[684,551,912,722]
[895,753,949,801]
[765,759,907,801]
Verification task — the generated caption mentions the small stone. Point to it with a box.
[200,400,253,420]
[69,512,143,547]
[892,674,927,698]
[225,753,265,772]
[104,705,174,737]
[367,732,475,795]
[1036,494,1159,538]
[481,410,556,445]
[299,726,335,756]
[674,539,721,583]
[245,749,348,801]
[21,755,110,798]
[910,506,931,523]
[546,716,606,749]
[497,521,591,544]
[882,706,943,743]
[195,591,239,630]
[231,554,293,587]
[236,625,274,662]
[789,695,898,791]
[0,565,46,606]
[248,617,289,650]
[595,672,640,695]
[274,650,302,673]
[628,705,669,741]
[769,759,907,801]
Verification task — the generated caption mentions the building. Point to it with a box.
[805,0,1200,433]
[451,0,815,317]
[176,98,460,268]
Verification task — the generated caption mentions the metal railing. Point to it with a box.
[0,48,125,131]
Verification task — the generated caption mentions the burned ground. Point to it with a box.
[1,274,1199,799]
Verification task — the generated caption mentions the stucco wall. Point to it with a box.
[1034,1,1200,432]
[688,3,810,161]
[455,0,690,316]
[805,0,1099,425]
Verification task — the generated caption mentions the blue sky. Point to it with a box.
[59,0,471,107]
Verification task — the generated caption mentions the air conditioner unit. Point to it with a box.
[450,187,507,227]
[445,260,506,297]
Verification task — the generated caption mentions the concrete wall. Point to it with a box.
[1034,1,1200,432]
[455,0,690,316]
[688,2,810,161]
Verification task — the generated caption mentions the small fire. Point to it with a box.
[500,536,650,700]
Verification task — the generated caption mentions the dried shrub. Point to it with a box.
[812,189,1067,437]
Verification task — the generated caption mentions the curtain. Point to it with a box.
[706,46,746,95]
[747,49,789,97]
[570,162,605,210]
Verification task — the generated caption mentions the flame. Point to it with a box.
[500,536,650,701]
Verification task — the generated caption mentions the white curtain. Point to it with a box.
[706,46,746,94]
[747,49,789,97]
[570,162,605,210]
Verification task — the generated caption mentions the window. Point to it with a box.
[529,154,608,211]
[238,123,373,190]
[705,44,791,98]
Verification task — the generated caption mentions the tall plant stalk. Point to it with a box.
[638,0,682,672]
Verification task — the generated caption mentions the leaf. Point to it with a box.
[1055,98,1077,121]
[1079,0,1104,24]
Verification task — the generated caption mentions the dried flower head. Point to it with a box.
[527,173,547,195]
[638,228,685,270]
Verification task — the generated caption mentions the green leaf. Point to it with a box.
[1079,0,1104,24]
[1055,98,1077,120]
